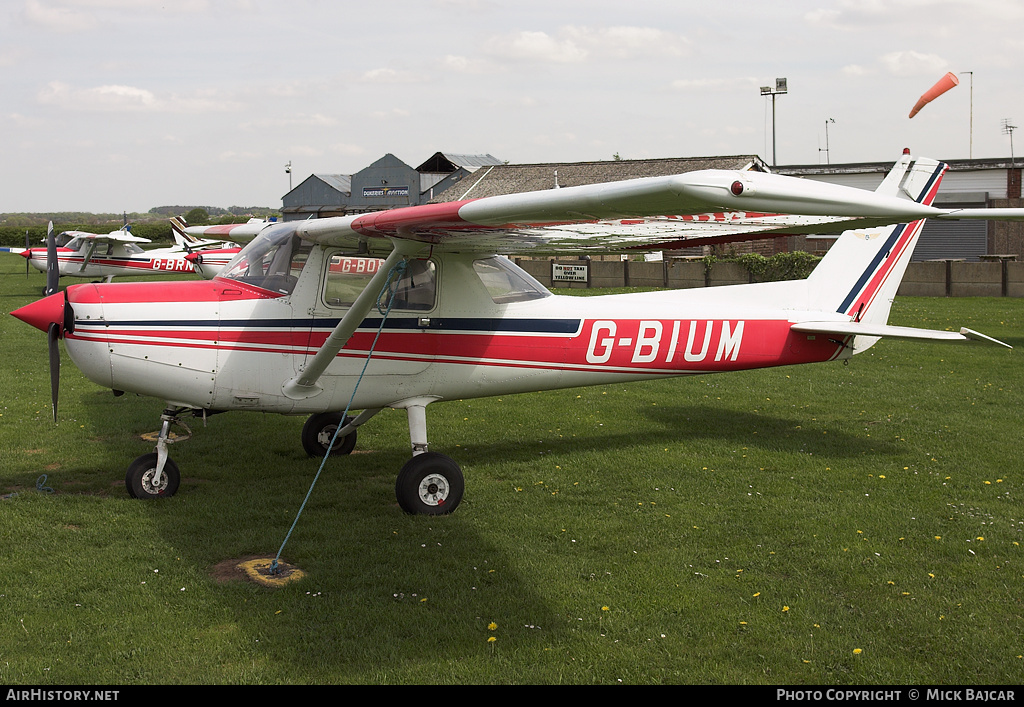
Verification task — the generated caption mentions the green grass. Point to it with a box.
[1,259,1022,684]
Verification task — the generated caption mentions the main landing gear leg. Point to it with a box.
[125,407,187,499]
[394,398,464,516]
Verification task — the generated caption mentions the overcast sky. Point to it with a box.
[3,0,1023,213]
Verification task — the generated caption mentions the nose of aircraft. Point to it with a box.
[11,291,67,334]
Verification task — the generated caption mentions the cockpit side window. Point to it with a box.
[472,256,550,303]
[323,256,436,311]
[218,230,312,295]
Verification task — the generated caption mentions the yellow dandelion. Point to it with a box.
[488,622,498,631]
[782,606,790,612]
[487,636,496,643]
[601,606,609,611]
[853,648,862,655]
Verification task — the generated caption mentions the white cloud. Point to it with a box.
[37,81,154,110]
[22,0,97,32]
[486,25,689,64]
[489,30,588,63]
[359,67,423,83]
[562,25,690,59]
[671,77,760,93]
[880,50,948,77]
[36,80,244,113]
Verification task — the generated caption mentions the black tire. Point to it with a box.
[301,412,357,458]
[125,453,180,499]
[395,452,464,515]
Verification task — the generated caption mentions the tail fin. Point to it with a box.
[805,155,947,325]
[170,216,192,249]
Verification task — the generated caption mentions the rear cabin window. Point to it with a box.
[324,256,436,311]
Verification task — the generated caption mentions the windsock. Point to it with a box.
[909,72,959,118]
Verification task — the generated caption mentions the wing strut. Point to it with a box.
[282,241,422,400]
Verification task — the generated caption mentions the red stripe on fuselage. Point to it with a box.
[66,278,283,305]
[71,317,845,375]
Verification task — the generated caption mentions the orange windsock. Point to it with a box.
[909,72,959,118]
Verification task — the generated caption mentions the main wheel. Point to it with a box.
[125,453,180,499]
[395,452,464,515]
[301,412,357,458]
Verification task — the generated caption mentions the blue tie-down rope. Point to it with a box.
[270,260,409,575]
[2,474,54,500]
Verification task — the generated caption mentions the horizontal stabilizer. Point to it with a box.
[791,321,1012,348]
[935,208,1024,221]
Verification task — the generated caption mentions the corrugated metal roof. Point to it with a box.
[416,152,504,173]
[441,153,503,169]
[315,174,352,194]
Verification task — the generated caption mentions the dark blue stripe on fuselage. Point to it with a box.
[82,316,583,334]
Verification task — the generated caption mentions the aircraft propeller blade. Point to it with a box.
[47,321,60,423]
[25,230,30,277]
[45,222,58,296]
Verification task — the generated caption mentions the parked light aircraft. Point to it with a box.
[4,218,242,288]
[10,152,1018,513]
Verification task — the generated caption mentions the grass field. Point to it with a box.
[1,257,1022,685]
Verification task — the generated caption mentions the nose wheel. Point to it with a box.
[125,407,189,499]
[126,453,180,499]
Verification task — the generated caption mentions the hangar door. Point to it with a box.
[913,219,988,262]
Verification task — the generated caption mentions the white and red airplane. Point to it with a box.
[10,153,1018,513]
[3,218,243,287]
[14,224,197,284]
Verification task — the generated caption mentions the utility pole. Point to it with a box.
[960,71,973,159]
[1003,119,1017,167]
[760,78,787,166]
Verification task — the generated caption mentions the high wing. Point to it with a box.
[207,154,1024,256]
[182,218,279,245]
[65,228,152,245]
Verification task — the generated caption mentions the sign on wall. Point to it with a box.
[552,263,589,283]
[362,186,410,197]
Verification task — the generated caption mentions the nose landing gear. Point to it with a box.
[125,407,189,499]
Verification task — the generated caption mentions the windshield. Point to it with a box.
[218,226,312,295]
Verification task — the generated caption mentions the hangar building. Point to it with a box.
[281,152,502,221]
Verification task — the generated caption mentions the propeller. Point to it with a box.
[47,321,60,423]
[9,245,75,423]
[44,221,58,297]
[25,230,30,278]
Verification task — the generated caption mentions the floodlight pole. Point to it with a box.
[760,78,788,166]
[820,118,835,164]
[960,71,973,159]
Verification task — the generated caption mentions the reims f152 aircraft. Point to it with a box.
[3,218,242,288]
[6,219,242,289]
[11,152,1017,513]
